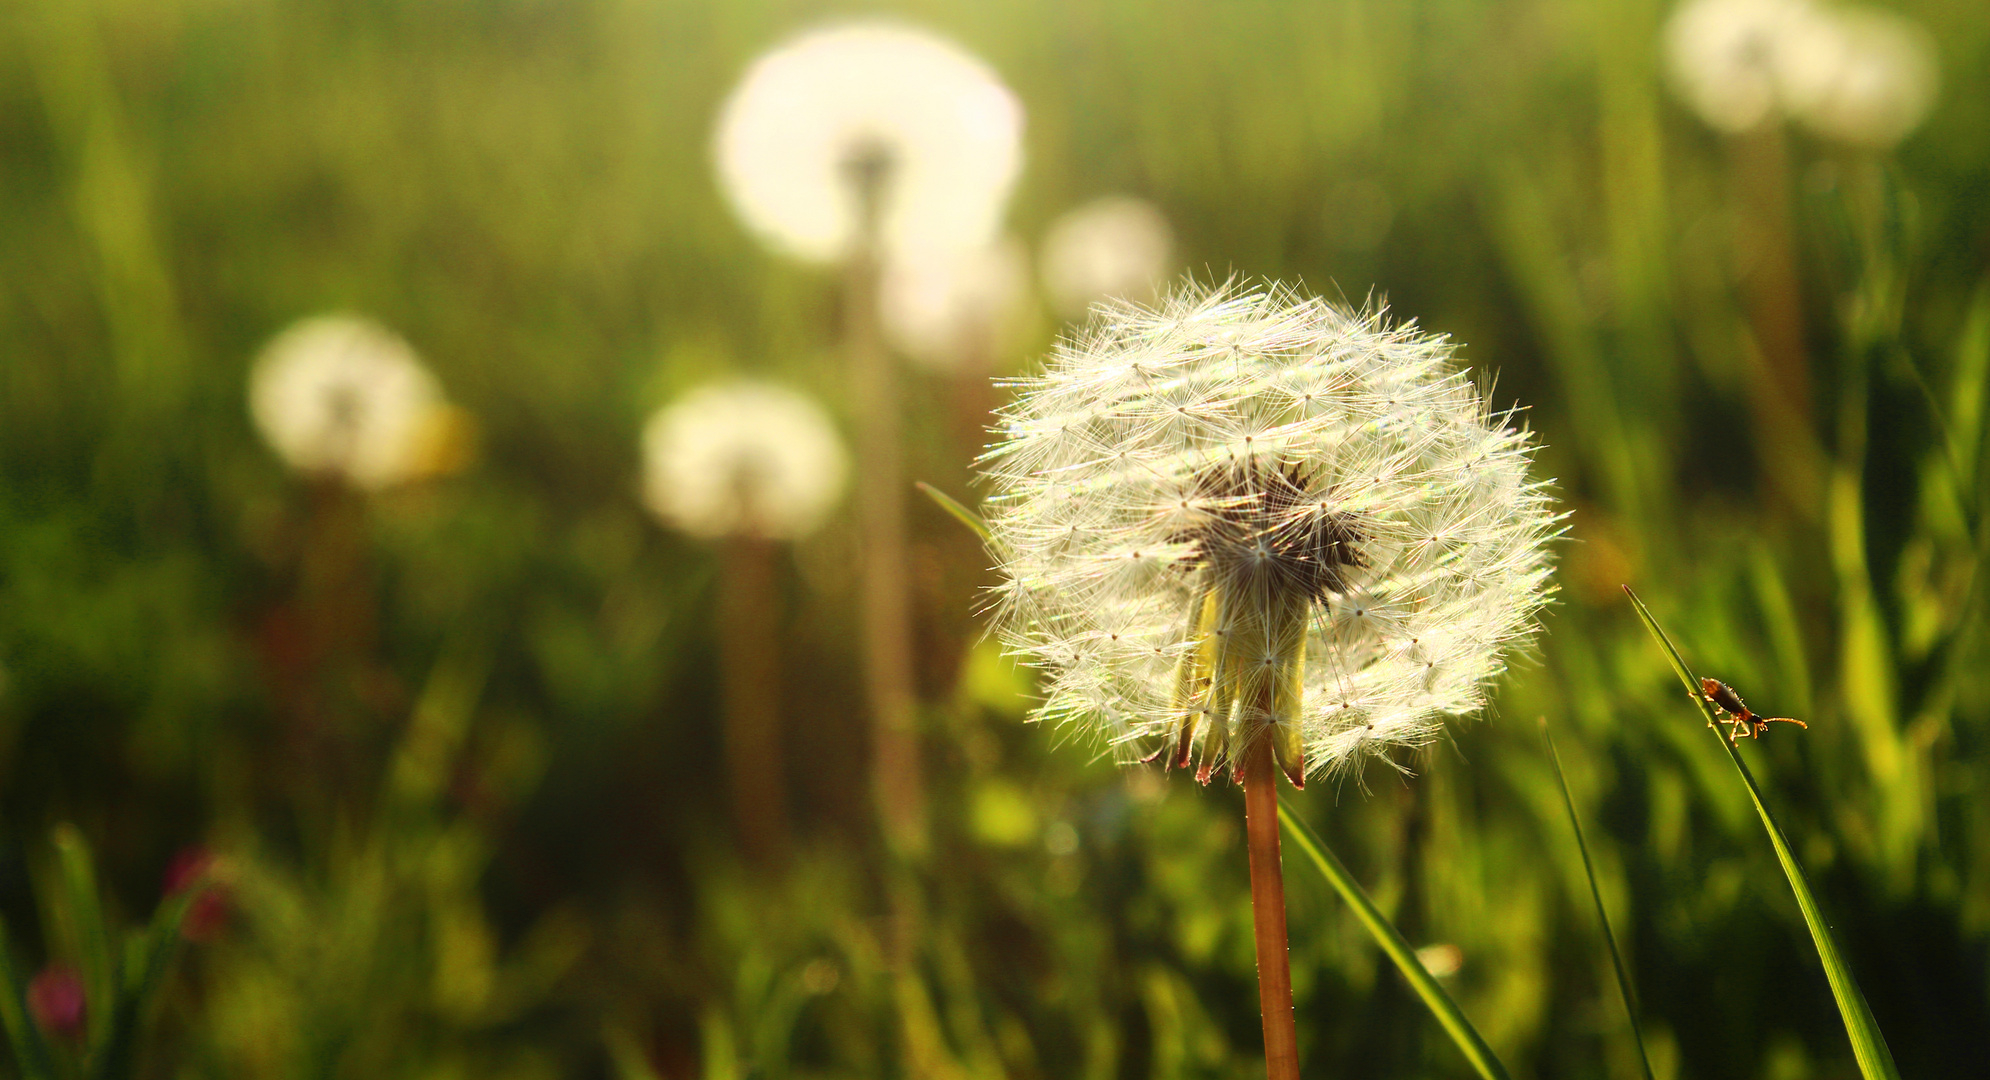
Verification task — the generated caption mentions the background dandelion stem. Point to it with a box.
[1624,586,1902,1080]
[719,535,786,865]
[1278,799,1512,1080]
[1728,125,1823,514]
[844,170,926,857]
[1241,740,1300,1080]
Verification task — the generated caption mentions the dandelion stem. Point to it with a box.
[719,535,786,865]
[1242,737,1301,1080]
[1728,125,1823,512]
[845,157,926,856]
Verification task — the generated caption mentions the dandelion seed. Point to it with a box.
[713,21,1024,263]
[641,381,849,541]
[249,315,469,491]
[981,282,1558,787]
[1040,196,1175,318]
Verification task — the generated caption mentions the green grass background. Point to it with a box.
[2,0,1988,1076]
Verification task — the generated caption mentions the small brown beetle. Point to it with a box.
[1697,677,1807,745]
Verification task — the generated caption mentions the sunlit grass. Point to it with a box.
[1626,586,1901,1080]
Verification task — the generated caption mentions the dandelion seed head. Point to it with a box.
[1040,196,1175,318]
[980,282,1559,782]
[1665,0,1815,133]
[1664,0,1937,146]
[249,314,460,491]
[713,21,1024,263]
[1776,5,1937,148]
[880,236,1031,370]
[642,380,849,541]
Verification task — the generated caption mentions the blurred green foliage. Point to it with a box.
[2,0,1989,1077]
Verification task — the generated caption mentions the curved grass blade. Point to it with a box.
[1541,719,1654,1080]
[1623,585,1901,1080]
[916,482,991,543]
[1277,800,1511,1080]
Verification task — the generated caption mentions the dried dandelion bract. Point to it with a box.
[980,283,1557,785]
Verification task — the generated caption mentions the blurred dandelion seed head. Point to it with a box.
[1040,196,1175,318]
[249,315,465,491]
[1665,0,1937,146]
[980,282,1558,783]
[714,21,1024,263]
[1665,0,1814,133]
[881,236,1031,370]
[1777,5,1937,148]
[642,381,849,541]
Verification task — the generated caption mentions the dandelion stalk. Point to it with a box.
[844,148,927,856]
[1624,585,1901,1080]
[719,535,786,863]
[1728,122,1824,511]
[1241,740,1300,1080]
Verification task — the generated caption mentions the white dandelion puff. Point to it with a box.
[713,21,1025,263]
[1664,0,1938,146]
[249,314,465,491]
[642,381,849,541]
[880,236,1031,370]
[980,282,1559,787]
[1040,196,1175,318]
[1776,5,1937,149]
[1665,0,1818,133]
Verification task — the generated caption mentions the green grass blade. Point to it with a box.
[915,482,992,543]
[1623,586,1901,1080]
[1277,800,1511,1080]
[86,875,202,1080]
[1540,719,1654,1080]
[0,916,56,1080]
[51,825,116,1055]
